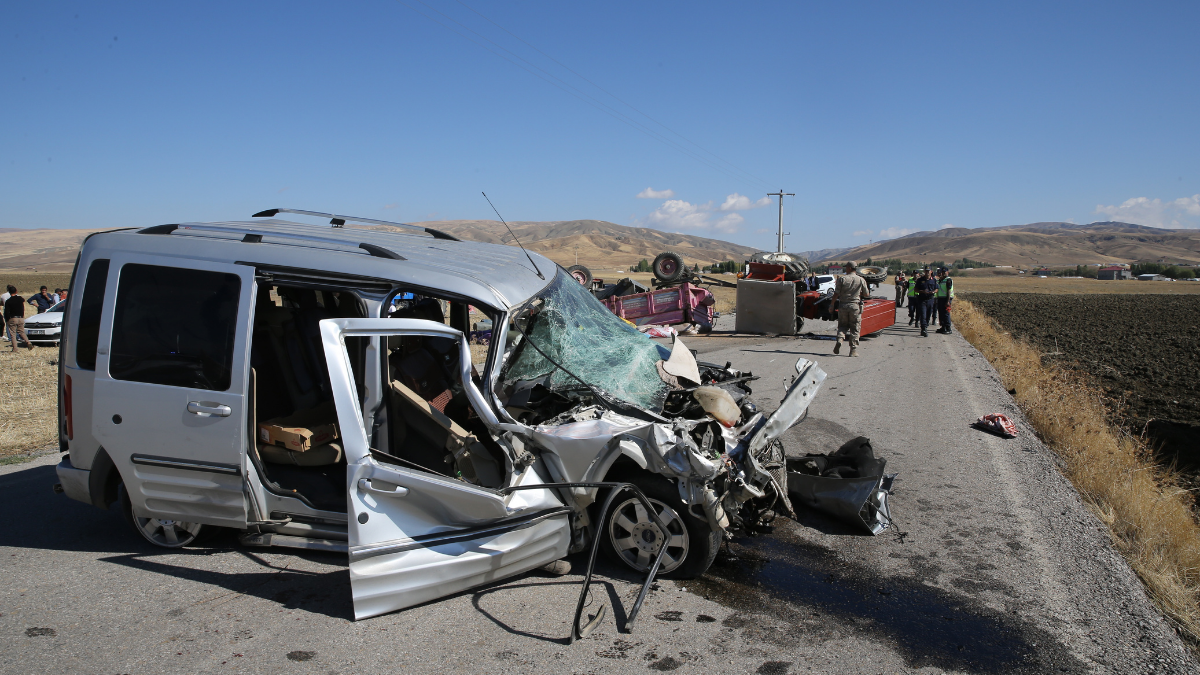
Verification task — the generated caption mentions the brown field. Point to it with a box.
[0,348,59,460]
[955,298,1200,645]
[1,272,74,296]
[954,275,1200,295]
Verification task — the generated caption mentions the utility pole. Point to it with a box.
[767,190,795,253]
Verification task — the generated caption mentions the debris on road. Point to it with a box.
[973,412,1019,438]
[786,437,897,535]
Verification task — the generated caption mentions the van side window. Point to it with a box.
[110,264,241,391]
[75,258,110,370]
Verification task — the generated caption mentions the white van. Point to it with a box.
[53,210,827,625]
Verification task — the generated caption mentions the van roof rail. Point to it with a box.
[137,223,406,260]
[252,208,460,242]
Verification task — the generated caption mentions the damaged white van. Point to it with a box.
[53,209,826,623]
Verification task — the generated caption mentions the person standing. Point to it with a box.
[833,261,870,357]
[935,267,955,334]
[0,285,10,342]
[915,271,938,337]
[906,270,921,325]
[28,286,54,314]
[894,271,906,307]
[5,285,35,352]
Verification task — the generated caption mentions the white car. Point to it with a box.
[810,275,836,294]
[21,299,65,343]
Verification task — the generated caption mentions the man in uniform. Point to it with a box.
[833,261,870,356]
[906,270,921,325]
[915,270,938,337]
[894,271,906,307]
[935,267,955,334]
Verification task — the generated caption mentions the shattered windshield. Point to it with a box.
[502,269,671,411]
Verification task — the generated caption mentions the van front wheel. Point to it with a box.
[119,483,204,548]
[600,474,720,579]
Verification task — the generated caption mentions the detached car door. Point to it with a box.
[320,318,570,620]
[93,255,255,529]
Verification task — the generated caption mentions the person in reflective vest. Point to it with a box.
[935,267,955,334]
[906,270,920,325]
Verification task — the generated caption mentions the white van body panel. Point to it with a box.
[92,253,256,528]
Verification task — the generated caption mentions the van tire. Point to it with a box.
[119,482,204,549]
[599,473,720,579]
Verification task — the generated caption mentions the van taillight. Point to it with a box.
[64,375,73,441]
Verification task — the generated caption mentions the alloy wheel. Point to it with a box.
[606,496,689,573]
[134,516,202,548]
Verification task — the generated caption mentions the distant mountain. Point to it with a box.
[364,219,763,272]
[823,221,1200,266]
[787,247,854,264]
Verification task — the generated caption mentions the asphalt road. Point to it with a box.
[1,297,1195,674]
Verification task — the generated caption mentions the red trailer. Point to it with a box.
[601,282,714,328]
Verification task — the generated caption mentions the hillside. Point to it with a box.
[0,228,107,273]
[824,221,1200,266]
[361,219,762,272]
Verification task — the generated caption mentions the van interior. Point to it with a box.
[248,284,505,516]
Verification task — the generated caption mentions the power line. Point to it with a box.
[393,0,778,193]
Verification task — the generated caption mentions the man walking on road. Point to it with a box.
[5,285,35,352]
[894,271,906,307]
[833,261,870,357]
[915,270,938,337]
[935,267,955,334]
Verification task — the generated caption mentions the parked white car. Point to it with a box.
[810,275,836,293]
[22,299,66,343]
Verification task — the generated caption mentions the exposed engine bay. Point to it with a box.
[496,269,827,540]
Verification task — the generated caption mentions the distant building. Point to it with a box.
[1034,268,1053,277]
[827,265,844,274]
[1098,266,1131,280]
[1137,274,1167,281]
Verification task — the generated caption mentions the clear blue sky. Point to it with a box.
[3,1,1198,251]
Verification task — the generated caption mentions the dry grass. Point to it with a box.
[1,272,74,296]
[0,348,60,458]
[954,275,1200,295]
[956,298,1200,643]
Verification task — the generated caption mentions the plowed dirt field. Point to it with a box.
[965,293,1200,470]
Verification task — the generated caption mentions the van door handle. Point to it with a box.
[358,478,409,497]
[187,401,232,417]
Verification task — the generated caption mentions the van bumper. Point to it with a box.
[56,458,91,504]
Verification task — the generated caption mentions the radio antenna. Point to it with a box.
[482,192,544,280]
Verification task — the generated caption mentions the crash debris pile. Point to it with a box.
[786,437,895,535]
[501,270,833,539]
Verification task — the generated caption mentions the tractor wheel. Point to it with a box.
[566,264,593,286]
[652,252,687,284]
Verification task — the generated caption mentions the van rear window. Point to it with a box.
[109,264,241,391]
[75,259,110,370]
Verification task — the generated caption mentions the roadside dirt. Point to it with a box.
[964,293,1200,473]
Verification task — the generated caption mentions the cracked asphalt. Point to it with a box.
[1,295,1195,674]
